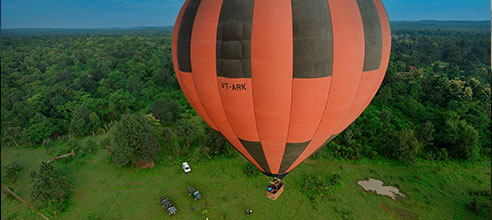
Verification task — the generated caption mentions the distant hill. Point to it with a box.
[2,20,489,35]
[1,26,174,35]
[390,20,490,31]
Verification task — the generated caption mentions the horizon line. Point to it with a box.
[1,19,489,30]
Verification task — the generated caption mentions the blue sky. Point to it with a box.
[2,0,490,28]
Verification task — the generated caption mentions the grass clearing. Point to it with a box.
[2,141,490,220]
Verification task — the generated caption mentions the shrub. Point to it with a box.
[70,139,98,158]
[151,99,181,124]
[325,142,362,160]
[424,148,449,161]
[442,118,480,160]
[69,106,94,136]
[162,127,172,144]
[151,98,167,122]
[176,119,198,147]
[202,126,234,158]
[242,163,260,177]
[466,198,481,214]
[468,190,491,197]
[449,124,479,159]
[83,139,98,155]
[386,129,422,164]
[466,190,491,216]
[3,161,21,183]
[331,172,343,185]
[172,142,189,158]
[30,162,72,203]
[65,139,78,151]
[99,137,111,148]
[297,173,344,202]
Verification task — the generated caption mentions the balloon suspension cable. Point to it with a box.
[262,172,289,180]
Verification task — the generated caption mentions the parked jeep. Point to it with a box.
[187,186,202,200]
[160,197,177,215]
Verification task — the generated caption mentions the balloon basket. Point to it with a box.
[266,178,284,200]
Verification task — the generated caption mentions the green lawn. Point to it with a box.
[1,142,490,220]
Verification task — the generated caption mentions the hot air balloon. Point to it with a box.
[172,0,390,182]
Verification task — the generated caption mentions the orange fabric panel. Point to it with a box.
[217,77,260,142]
[286,0,366,173]
[172,0,217,131]
[333,0,391,134]
[251,0,293,174]
[333,71,379,133]
[286,77,331,143]
[189,0,264,171]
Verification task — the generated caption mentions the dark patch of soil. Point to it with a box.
[394,208,418,220]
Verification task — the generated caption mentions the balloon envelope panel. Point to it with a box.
[172,0,391,176]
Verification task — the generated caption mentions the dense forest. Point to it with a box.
[1,22,490,164]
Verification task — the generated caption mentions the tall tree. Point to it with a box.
[108,114,160,166]
[202,126,232,157]
[151,98,167,122]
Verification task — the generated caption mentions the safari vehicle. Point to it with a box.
[187,186,202,200]
[160,197,177,215]
[182,162,191,173]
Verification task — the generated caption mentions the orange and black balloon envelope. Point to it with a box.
[172,0,391,178]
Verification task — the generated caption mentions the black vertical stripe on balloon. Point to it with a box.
[216,0,254,78]
[291,0,333,78]
[279,141,310,173]
[239,139,271,174]
[356,0,383,71]
[177,0,201,73]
